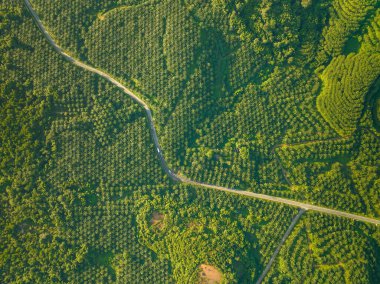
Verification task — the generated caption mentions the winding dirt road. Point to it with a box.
[24,0,380,226]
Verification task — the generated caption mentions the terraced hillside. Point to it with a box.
[317,53,379,137]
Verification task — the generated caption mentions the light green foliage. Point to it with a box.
[135,186,297,283]
[317,53,380,137]
[320,0,378,57]
[265,213,380,284]
[361,10,380,53]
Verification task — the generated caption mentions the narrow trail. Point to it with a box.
[255,209,306,284]
[24,0,380,226]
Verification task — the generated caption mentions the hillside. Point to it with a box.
[1,0,380,283]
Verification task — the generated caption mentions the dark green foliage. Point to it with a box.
[0,2,298,283]
[2,0,380,283]
[28,0,380,217]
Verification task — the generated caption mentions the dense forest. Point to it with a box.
[1,0,380,283]
[28,0,380,217]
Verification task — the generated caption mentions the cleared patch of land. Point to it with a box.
[150,211,165,229]
[199,264,222,284]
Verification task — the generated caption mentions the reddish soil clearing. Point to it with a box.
[199,264,222,284]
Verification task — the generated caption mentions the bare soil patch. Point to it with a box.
[150,211,164,229]
[199,264,222,284]
[97,13,105,21]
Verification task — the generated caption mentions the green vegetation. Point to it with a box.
[0,2,296,283]
[265,213,380,284]
[28,0,380,217]
[317,4,380,136]
[317,53,380,137]
[319,0,378,58]
[1,0,380,283]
